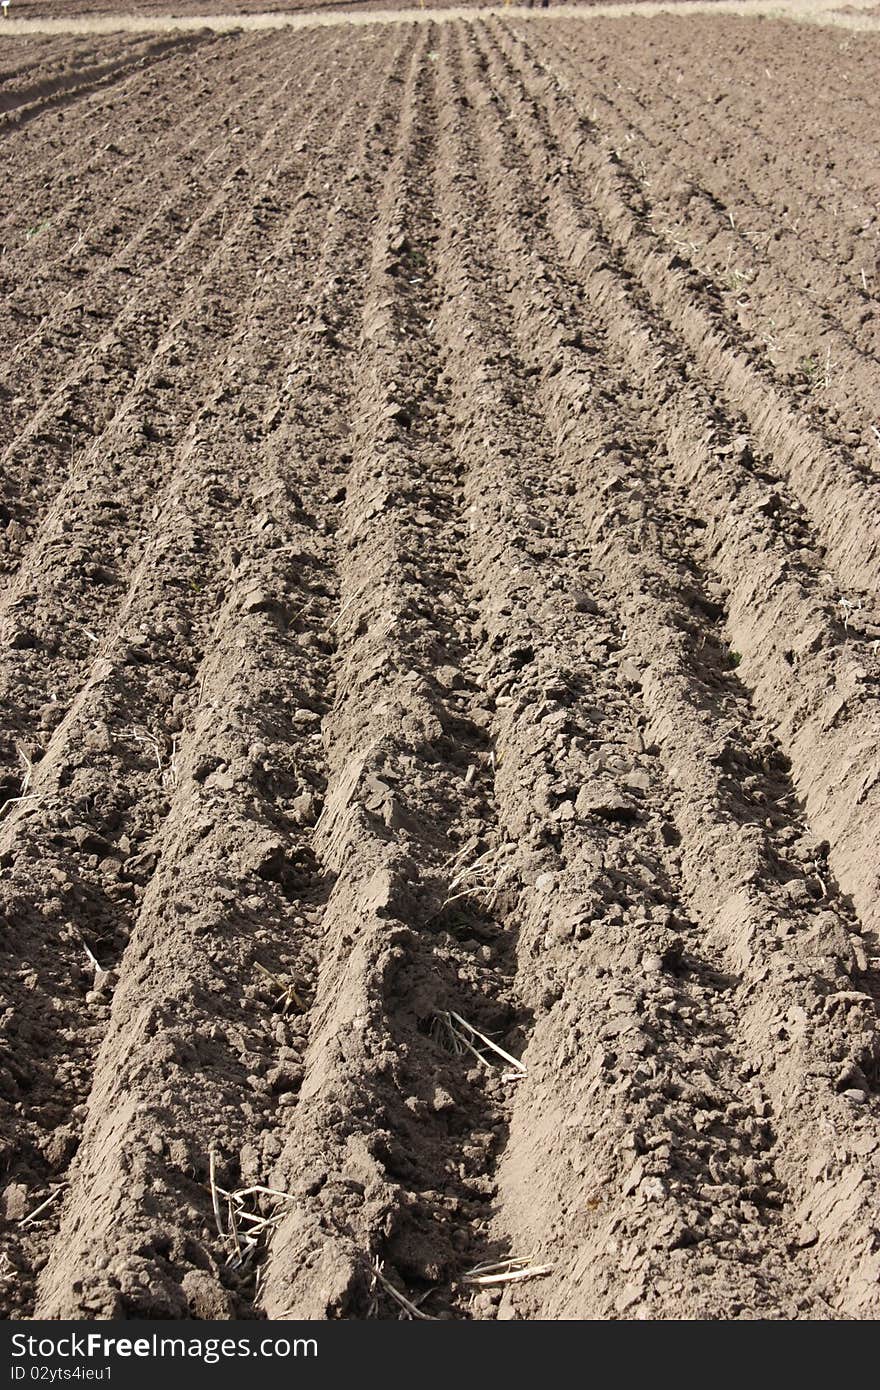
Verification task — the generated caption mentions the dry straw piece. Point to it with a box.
[432,1009,526,1080]
[130,726,179,788]
[208,1151,296,1269]
[0,745,40,820]
[254,960,306,1014]
[442,843,508,910]
[369,1259,438,1321]
[19,1185,66,1228]
[462,1256,553,1287]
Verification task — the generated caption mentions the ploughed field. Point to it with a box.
[0,12,879,1321]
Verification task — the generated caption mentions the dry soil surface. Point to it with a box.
[0,12,879,1322]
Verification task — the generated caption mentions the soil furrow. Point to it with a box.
[0,36,135,86]
[1,29,412,1318]
[0,33,271,252]
[0,47,270,334]
[508,21,880,470]
[524,28,880,418]
[0,40,352,802]
[1,10,877,1326]
[259,31,527,1322]
[604,22,880,234]
[0,34,160,107]
[0,41,315,467]
[452,21,880,1317]
[423,23,826,1321]
[487,19,880,598]
[531,18,879,275]
[472,19,880,935]
[0,39,348,606]
[0,31,213,129]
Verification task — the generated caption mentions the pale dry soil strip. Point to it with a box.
[4,0,880,36]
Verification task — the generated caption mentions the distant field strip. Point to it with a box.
[4,0,880,35]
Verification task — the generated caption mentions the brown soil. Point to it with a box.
[0,11,878,1322]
